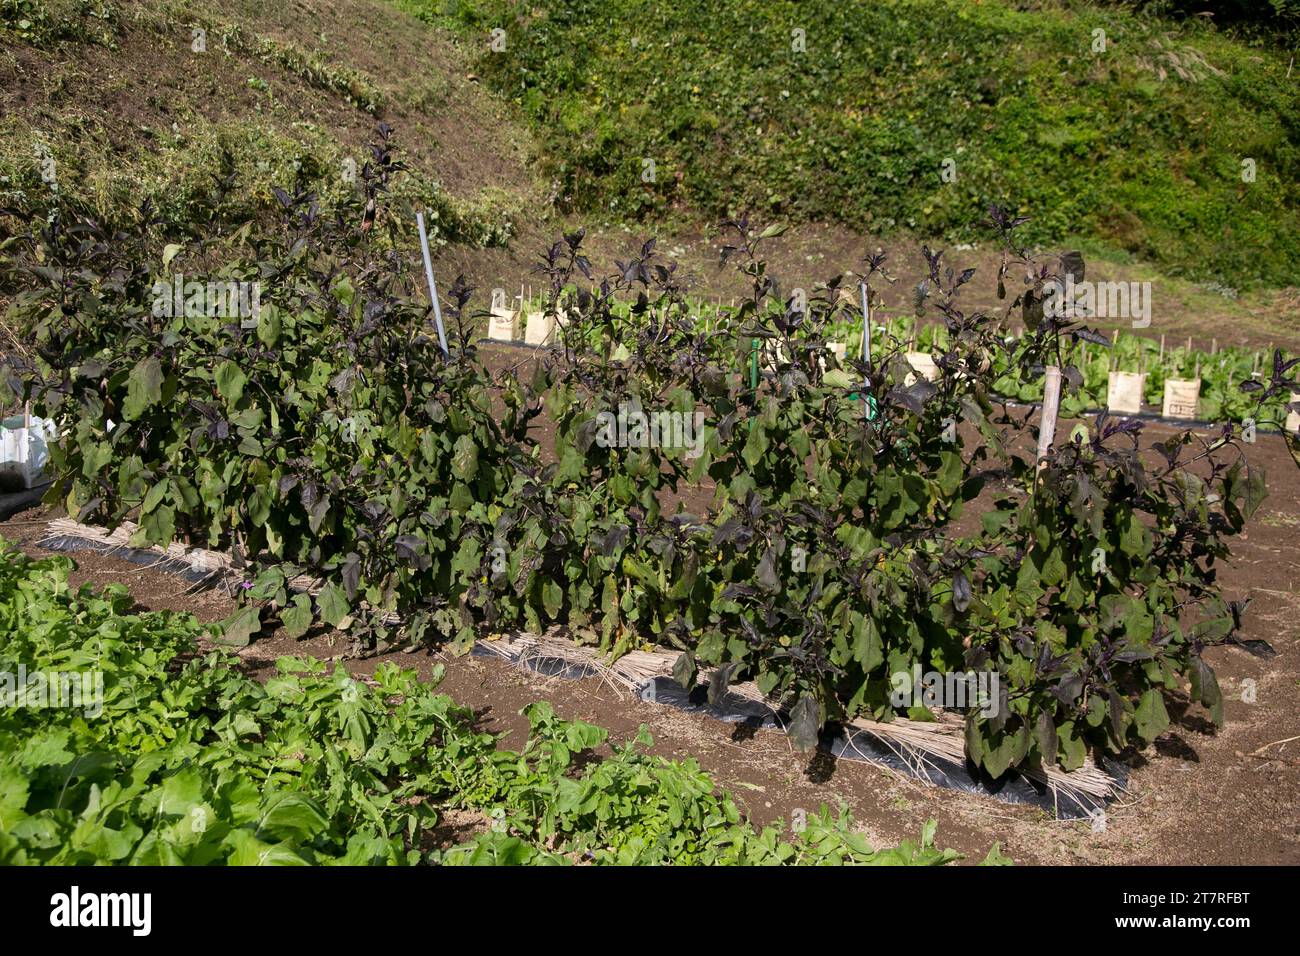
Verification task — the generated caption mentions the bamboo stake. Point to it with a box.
[1037,366,1063,464]
[860,281,871,364]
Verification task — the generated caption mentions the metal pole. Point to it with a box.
[416,212,450,357]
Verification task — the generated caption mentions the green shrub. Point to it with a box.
[409,0,1300,287]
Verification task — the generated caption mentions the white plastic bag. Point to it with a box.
[0,410,56,491]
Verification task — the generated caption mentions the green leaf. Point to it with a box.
[217,604,263,647]
[123,357,163,420]
[158,768,205,816]
[141,481,168,514]
[137,504,175,547]
[979,842,1014,866]
[787,695,820,751]
[449,833,540,866]
[742,420,768,468]
[1242,467,1268,518]
[224,829,310,866]
[851,612,883,671]
[281,593,313,640]
[215,360,247,405]
[1037,545,1066,588]
[449,482,473,513]
[1118,511,1149,558]
[1099,593,1131,632]
[1191,613,1233,643]
[0,766,30,829]
[452,434,479,481]
[1191,657,1223,725]
[230,407,264,433]
[256,306,281,347]
[258,793,329,842]
[1133,689,1169,744]
[316,582,350,628]
[170,476,200,512]
[936,450,963,498]
[1057,720,1086,771]
[672,651,696,689]
[248,485,272,527]
[822,368,854,389]
[247,567,286,602]
[667,552,698,599]
[450,538,482,579]
[541,579,563,619]
[980,724,1028,779]
[1034,709,1058,768]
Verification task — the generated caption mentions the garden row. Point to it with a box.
[0,538,973,865]
[485,290,1297,429]
[2,142,1292,782]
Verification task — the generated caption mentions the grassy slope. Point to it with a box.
[1,0,1297,350]
[405,0,1300,289]
[0,0,532,247]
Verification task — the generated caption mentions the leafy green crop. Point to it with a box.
[0,538,974,865]
[828,314,1294,427]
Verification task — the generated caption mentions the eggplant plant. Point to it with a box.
[2,137,1286,774]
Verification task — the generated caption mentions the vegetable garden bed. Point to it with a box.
[2,132,1294,811]
[2,536,988,865]
[35,512,1124,819]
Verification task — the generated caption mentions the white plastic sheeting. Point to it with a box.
[0,409,55,491]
